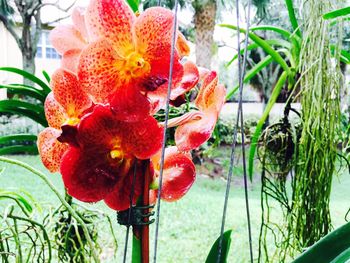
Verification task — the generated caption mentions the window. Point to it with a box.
[35,31,61,60]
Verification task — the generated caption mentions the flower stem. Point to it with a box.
[141,160,150,263]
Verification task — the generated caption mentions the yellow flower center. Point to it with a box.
[109,139,125,164]
[125,52,151,79]
[64,117,80,126]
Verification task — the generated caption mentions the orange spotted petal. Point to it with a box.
[37,127,68,173]
[76,105,163,159]
[142,54,184,108]
[72,7,88,40]
[124,117,164,160]
[61,49,82,73]
[78,38,124,103]
[110,85,151,122]
[51,69,92,118]
[44,92,67,129]
[134,7,174,60]
[175,112,217,151]
[176,31,190,58]
[49,24,86,55]
[195,71,226,113]
[151,146,196,202]
[85,0,135,55]
[170,61,199,100]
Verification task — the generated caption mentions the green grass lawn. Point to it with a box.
[1,154,350,262]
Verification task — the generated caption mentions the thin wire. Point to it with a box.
[238,1,254,262]
[152,0,179,262]
[122,161,138,263]
[216,0,253,262]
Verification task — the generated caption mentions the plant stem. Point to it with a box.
[0,156,100,263]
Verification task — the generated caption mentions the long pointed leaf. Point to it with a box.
[0,84,46,102]
[226,55,274,100]
[0,99,44,114]
[248,71,288,180]
[0,67,51,94]
[226,39,291,67]
[292,221,350,263]
[0,145,38,155]
[205,230,232,263]
[126,0,140,12]
[284,0,302,37]
[220,24,292,75]
[323,7,350,20]
[0,134,37,145]
[249,25,301,58]
[0,100,47,126]
[42,70,51,84]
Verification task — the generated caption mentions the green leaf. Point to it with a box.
[323,7,350,20]
[0,67,51,94]
[226,55,274,100]
[284,0,302,37]
[330,248,350,263]
[42,70,51,84]
[226,39,291,67]
[249,25,301,60]
[0,84,46,102]
[0,134,37,145]
[0,192,33,213]
[220,24,292,75]
[0,99,47,126]
[0,145,38,155]
[205,230,232,263]
[126,0,140,12]
[292,221,350,263]
[248,71,288,180]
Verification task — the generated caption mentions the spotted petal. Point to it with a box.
[50,24,86,55]
[104,161,143,211]
[72,7,88,40]
[176,31,190,58]
[78,39,125,103]
[109,85,150,122]
[61,49,82,73]
[60,146,120,202]
[175,112,217,152]
[76,105,163,159]
[134,7,174,60]
[85,0,135,55]
[38,127,68,173]
[44,92,67,129]
[195,71,226,113]
[51,69,92,118]
[151,147,195,201]
[170,61,199,100]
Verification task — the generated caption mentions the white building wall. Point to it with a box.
[0,24,62,100]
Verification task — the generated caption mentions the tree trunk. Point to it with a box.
[194,1,216,68]
[21,14,38,85]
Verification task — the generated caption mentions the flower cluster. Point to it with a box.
[38,0,225,211]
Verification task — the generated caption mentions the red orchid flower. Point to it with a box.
[60,105,163,210]
[50,7,89,73]
[38,69,92,172]
[168,71,226,151]
[77,0,197,120]
[150,147,195,202]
